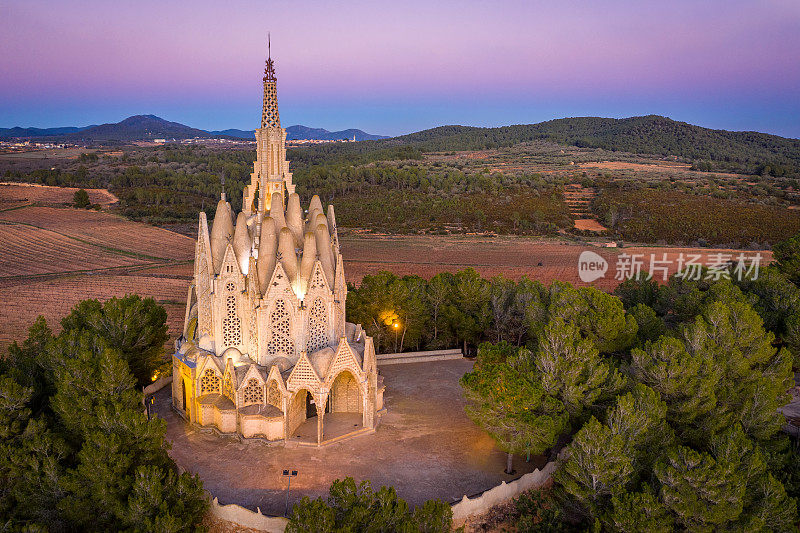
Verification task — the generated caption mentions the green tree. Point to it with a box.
[547,284,637,353]
[287,477,452,533]
[60,295,169,387]
[627,304,666,345]
[608,488,674,533]
[0,304,207,531]
[448,268,491,354]
[73,188,91,208]
[629,336,719,443]
[534,318,624,420]
[425,272,456,348]
[773,231,800,285]
[461,343,568,473]
[555,417,633,511]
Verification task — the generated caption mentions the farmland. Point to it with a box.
[0,182,777,353]
[0,184,194,351]
[0,182,118,209]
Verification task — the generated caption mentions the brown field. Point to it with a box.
[0,182,118,209]
[0,275,187,350]
[0,205,194,261]
[573,219,608,231]
[577,160,745,179]
[0,185,775,353]
[0,224,149,276]
[339,233,772,290]
[0,185,195,352]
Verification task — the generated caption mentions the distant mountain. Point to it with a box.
[65,115,212,141]
[0,125,93,137]
[385,116,800,170]
[286,125,388,141]
[1,115,388,143]
[209,128,254,139]
[209,125,388,141]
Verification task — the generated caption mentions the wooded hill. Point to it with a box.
[289,115,800,176]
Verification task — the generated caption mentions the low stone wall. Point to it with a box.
[202,459,556,531]
[451,460,558,525]
[144,375,173,396]
[209,496,288,532]
[377,348,463,365]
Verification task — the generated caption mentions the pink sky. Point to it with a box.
[1,0,799,136]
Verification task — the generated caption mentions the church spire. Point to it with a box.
[261,34,280,128]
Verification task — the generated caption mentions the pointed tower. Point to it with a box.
[173,46,383,444]
[243,37,295,217]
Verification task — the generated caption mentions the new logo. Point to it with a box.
[578,250,608,283]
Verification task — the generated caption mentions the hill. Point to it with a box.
[210,125,387,141]
[290,115,800,176]
[67,115,211,141]
[1,115,388,143]
[0,125,93,137]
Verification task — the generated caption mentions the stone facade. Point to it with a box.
[172,51,383,444]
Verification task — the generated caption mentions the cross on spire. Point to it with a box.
[264,33,276,82]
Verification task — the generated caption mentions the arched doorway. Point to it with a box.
[182,378,188,413]
[330,371,362,414]
[305,391,317,419]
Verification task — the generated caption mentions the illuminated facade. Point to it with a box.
[172,50,383,444]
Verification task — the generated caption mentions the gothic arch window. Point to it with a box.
[223,283,241,347]
[307,298,328,353]
[268,299,294,358]
[243,378,262,405]
[200,368,220,395]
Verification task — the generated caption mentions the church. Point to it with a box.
[172,50,384,445]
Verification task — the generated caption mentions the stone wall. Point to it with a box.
[208,496,288,532]
[204,460,557,531]
[450,460,558,526]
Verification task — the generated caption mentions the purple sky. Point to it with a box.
[2,0,799,137]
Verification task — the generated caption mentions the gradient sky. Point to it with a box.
[1,0,799,138]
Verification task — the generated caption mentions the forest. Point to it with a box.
[3,113,800,244]
[346,232,800,531]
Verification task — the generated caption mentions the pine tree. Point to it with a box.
[555,417,633,510]
[59,295,169,387]
[534,318,624,419]
[608,487,674,533]
[547,284,637,353]
[655,445,745,531]
[461,343,568,474]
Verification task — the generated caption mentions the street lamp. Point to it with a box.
[282,469,298,517]
[393,321,400,352]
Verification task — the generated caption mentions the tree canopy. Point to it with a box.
[0,299,206,531]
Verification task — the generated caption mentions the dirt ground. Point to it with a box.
[339,233,771,290]
[573,219,607,231]
[0,181,118,208]
[156,359,545,516]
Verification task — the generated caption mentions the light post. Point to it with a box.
[282,469,298,517]
[393,321,399,352]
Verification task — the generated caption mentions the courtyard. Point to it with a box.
[155,359,544,516]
